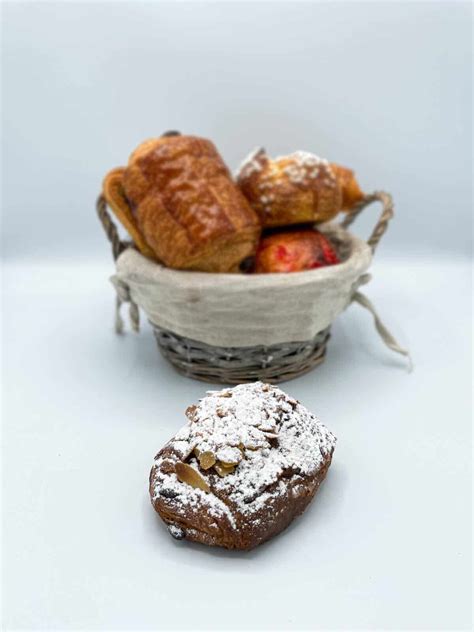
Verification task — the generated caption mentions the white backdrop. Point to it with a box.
[2,1,472,261]
[2,3,472,632]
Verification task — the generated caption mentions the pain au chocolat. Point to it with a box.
[236,148,365,228]
[103,134,261,272]
[149,382,336,550]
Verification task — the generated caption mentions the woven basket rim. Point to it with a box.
[116,222,372,290]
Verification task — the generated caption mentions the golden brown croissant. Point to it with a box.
[330,163,365,210]
[121,135,261,272]
[102,167,157,260]
[236,148,364,228]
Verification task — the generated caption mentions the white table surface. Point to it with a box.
[2,257,472,631]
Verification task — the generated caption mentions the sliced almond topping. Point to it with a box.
[263,432,279,440]
[237,443,247,456]
[198,451,216,470]
[185,405,197,419]
[258,422,277,433]
[243,443,261,451]
[215,463,235,477]
[176,441,196,461]
[175,462,210,493]
[216,446,242,466]
[161,459,176,475]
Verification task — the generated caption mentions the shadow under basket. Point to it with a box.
[97,190,410,384]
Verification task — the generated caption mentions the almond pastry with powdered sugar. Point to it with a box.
[149,382,336,550]
[236,148,364,227]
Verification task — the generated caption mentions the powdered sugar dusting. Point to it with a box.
[235,147,265,179]
[276,150,336,187]
[237,148,338,217]
[151,383,336,529]
[152,468,238,529]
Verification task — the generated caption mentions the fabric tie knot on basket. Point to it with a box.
[110,276,140,334]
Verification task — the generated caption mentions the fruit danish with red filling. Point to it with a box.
[254,229,340,273]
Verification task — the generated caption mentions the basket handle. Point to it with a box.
[96,194,130,261]
[339,190,394,255]
[96,194,141,333]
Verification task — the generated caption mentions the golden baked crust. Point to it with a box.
[149,382,336,550]
[236,148,364,227]
[102,168,157,260]
[122,135,261,272]
[330,163,365,210]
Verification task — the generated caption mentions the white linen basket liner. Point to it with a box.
[113,223,371,347]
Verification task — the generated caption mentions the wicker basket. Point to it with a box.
[97,190,398,384]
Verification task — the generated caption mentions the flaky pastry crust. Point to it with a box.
[122,135,261,271]
[236,148,364,228]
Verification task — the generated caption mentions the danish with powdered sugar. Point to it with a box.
[149,382,336,550]
[236,148,364,227]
